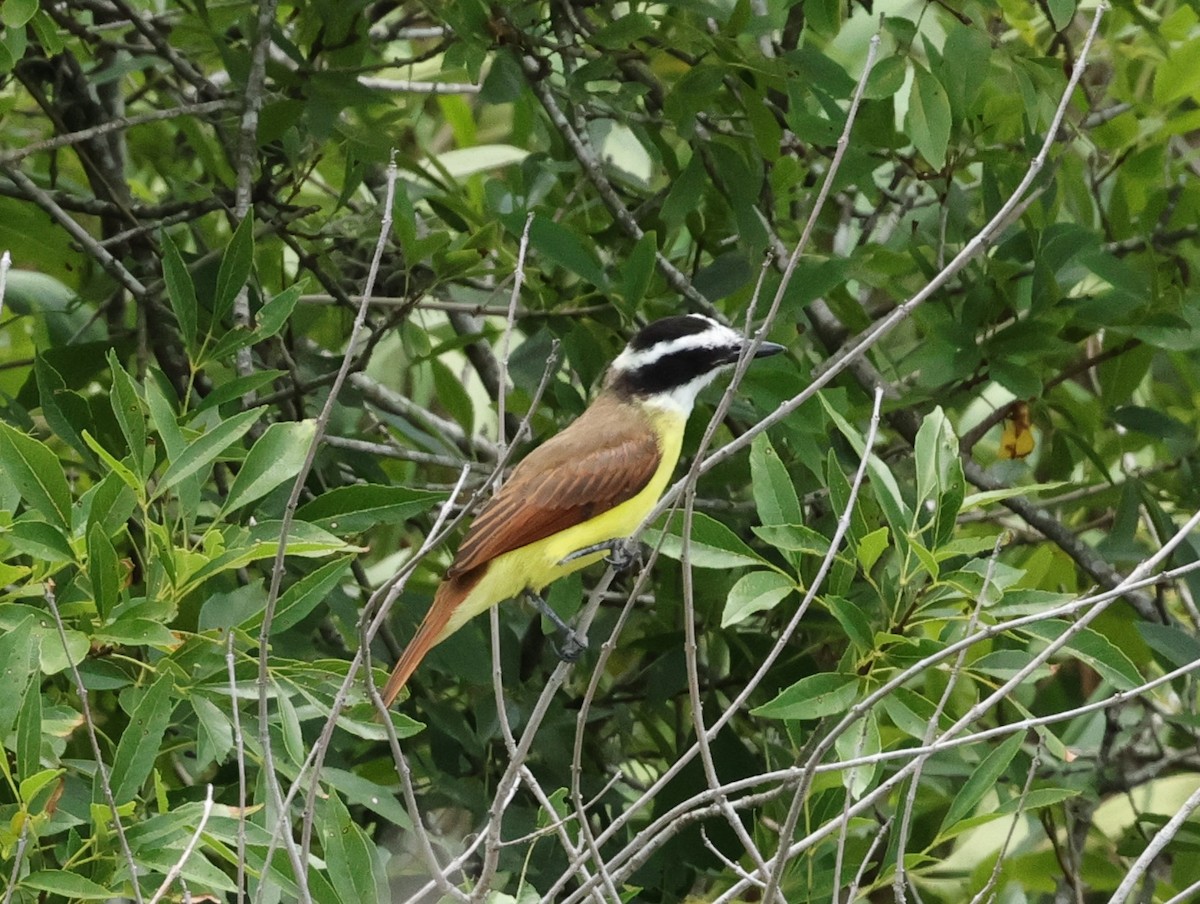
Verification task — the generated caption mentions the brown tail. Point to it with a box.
[379,578,466,707]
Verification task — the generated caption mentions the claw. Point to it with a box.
[524,590,588,663]
[559,538,641,570]
[554,632,588,662]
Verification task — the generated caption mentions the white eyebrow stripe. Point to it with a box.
[610,325,742,373]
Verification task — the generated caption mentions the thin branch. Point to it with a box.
[573,555,1200,899]
[225,631,247,904]
[256,156,403,904]
[0,100,236,165]
[496,213,535,452]
[358,77,481,94]
[146,786,215,904]
[966,746,1042,904]
[0,251,9,320]
[43,581,146,904]
[760,387,885,902]
[891,536,1005,902]
[297,294,607,317]
[0,164,148,299]
[519,54,718,317]
[719,505,1200,902]
[1,819,30,904]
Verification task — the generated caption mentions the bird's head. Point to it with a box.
[606,314,786,414]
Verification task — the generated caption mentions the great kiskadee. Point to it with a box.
[380,314,785,705]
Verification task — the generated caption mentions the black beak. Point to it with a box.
[751,341,787,359]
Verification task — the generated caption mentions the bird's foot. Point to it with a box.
[559,537,641,571]
[524,590,588,662]
[555,632,588,663]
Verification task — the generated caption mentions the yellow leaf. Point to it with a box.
[999,401,1036,460]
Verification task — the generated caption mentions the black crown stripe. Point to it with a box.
[627,315,715,352]
[611,345,737,396]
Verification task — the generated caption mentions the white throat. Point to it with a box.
[640,369,726,416]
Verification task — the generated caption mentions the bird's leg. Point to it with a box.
[558,537,641,571]
[523,590,588,662]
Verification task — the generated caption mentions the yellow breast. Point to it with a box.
[440,407,685,637]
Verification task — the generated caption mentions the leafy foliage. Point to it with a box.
[1,1,1200,902]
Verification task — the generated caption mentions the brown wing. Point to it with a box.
[447,394,661,577]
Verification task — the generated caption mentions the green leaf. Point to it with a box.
[750,432,802,526]
[156,406,264,495]
[660,154,706,229]
[1138,622,1200,669]
[1046,0,1076,30]
[35,356,95,465]
[222,419,316,513]
[907,65,951,169]
[1153,36,1200,107]
[856,526,890,573]
[161,229,199,355]
[242,557,353,633]
[752,523,831,556]
[0,617,38,738]
[93,617,177,649]
[621,231,657,307]
[0,0,37,28]
[106,349,146,469]
[87,522,121,620]
[194,370,288,414]
[722,570,794,628]
[277,689,304,767]
[646,512,764,569]
[941,23,991,119]
[21,871,114,900]
[938,732,1024,837]
[213,212,255,323]
[589,11,655,49]
[255,283,304,338]
[825,596,873,654]
[990,360,1043,399]
[143,375,190,487]
[914,406,958,510]
[107,672,173,804]
[29,11,64,55]
[82,430,144,495]
[529,214,607,288]
[834,711,880,799]
[322,794,382,904]
[192,695,234,768]
[0,421,72,530]
[430,357,474,435]
[879,686,949,740]
[296,485,446,533]
[182,521,360,591]
[820,394,912,534]
[970,649,1052,681]
[20,768,64,807]
[479,49,524,104]
[864,55,907,101]
[323,767,413,830]
[1097,343,1154,406]
[995,786,1078,815]
[960,482,1066,511]
[1021,620,1143,690]
[753,673,859,720]
[1113,405,1193,443]
[9,519,74,563]
[204,325,257,364]
[16,667,42,781]
[425,144,528,179]
[38,626,88,676]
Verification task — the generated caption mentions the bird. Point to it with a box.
[379,314,786,706]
